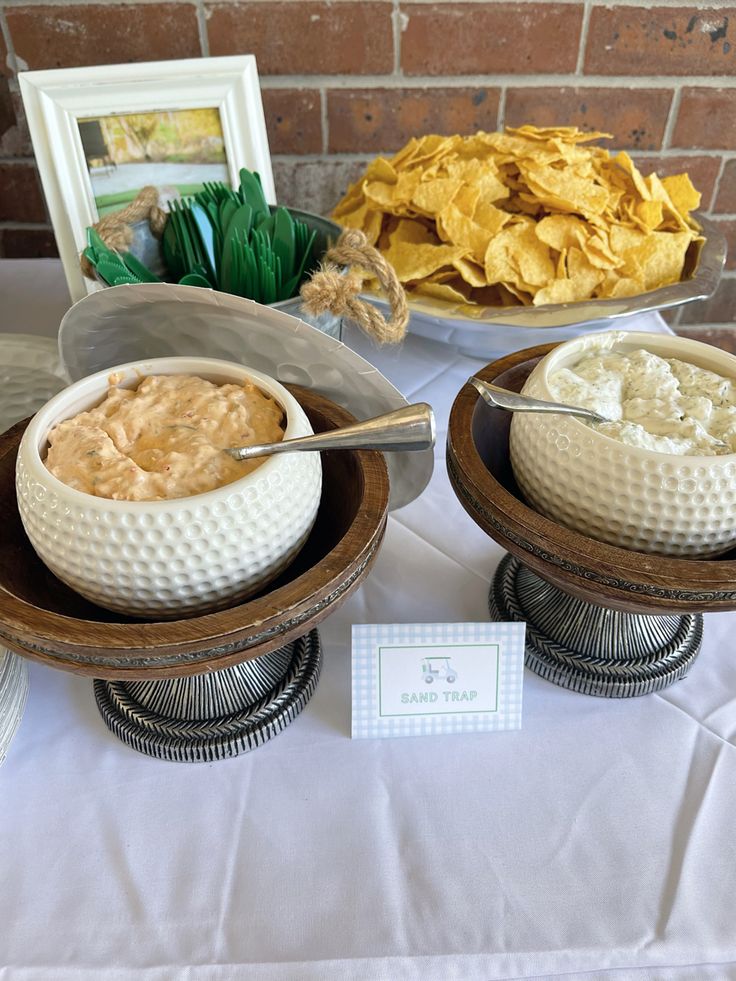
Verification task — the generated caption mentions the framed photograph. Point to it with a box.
[19,56,275,302]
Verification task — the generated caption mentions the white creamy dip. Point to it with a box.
[45,374,285,500]
[548,348,736,455]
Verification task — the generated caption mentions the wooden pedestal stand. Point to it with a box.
[0,389,389,759]
[447,345,736,698]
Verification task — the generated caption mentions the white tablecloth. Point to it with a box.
[1,261,736,980]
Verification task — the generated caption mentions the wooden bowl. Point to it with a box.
[0,384,389,679]
[447,344,736,617]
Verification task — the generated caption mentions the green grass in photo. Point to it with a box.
[95,184,210,217]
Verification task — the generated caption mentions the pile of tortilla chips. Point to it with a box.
[332,125,703,309]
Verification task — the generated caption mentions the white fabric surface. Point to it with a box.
[1,261,736,980]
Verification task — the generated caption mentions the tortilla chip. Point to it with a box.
[415,278,472,303]
[661,173,701,216]
[411,178,463,216]
[437,201,508,265]
[535,215,589,252]
[332,125,704,309]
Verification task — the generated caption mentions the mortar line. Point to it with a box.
[661,86,682,151]
[0,7,18,76]
[667,307,683,329]
[319,88,328,156]
[389,0,724,4]
[710,155,729,214]
[382,0,730,5]
[195,0,210,57]
[1,0,205,6]
[588,0,724,6]
[629,149,736,160]
[496,87,507,130]
[267,149,736,163]
[33,0,705,5]
[258,74,734,90]
[0,0,718,5]
[0,148,733,167]
[575,0,592,76]
[25,0,704,9]
[0,220,51,229]
[392,0,401,76]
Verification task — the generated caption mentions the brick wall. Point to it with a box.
[0,0,734,328]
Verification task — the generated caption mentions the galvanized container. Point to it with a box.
[105,206,345,341]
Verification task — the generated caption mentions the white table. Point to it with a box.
[2,261,736,980]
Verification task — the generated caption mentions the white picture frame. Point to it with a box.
[19,56,275,303]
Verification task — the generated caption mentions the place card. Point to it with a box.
[351,622,525,739]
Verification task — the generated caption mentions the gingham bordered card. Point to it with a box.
[351,622,525,739]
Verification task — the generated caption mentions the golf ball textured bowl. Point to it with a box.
[16,357,322,618]
[509,331,736,558]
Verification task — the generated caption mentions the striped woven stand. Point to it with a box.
[93,629,322,762]
[489,555,703,698]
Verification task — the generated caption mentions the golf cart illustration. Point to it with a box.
[422,657,458,684]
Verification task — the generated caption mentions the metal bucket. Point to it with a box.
[112,207,344,341]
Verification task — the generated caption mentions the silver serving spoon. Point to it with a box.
[469,377,611,425]
[225,402,435,460]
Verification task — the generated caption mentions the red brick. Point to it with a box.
[0,163,46,222]
[0,78,14,140]
[0,226,58,259]
[401,3,582,76]
[6,5,201,70]
[262,89,321,155]
[678,275,736,325]
[672,89,736,151]
[715,159,736,213]
[327,87,500,154]
[632,154,722,211]
[709,218,736,270]
[585,7,736,76]
[207,2,393,75]
[504,87,672,152]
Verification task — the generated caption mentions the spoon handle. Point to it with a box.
[228,402,436,460]
[469,377,610,425]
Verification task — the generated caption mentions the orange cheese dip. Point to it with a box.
[44,374,285,501]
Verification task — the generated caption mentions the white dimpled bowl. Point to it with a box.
[15,357,322,618]
[509,331,736,558]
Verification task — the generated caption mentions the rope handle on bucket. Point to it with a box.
[79,186,166,280]
[300,228,408,345]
